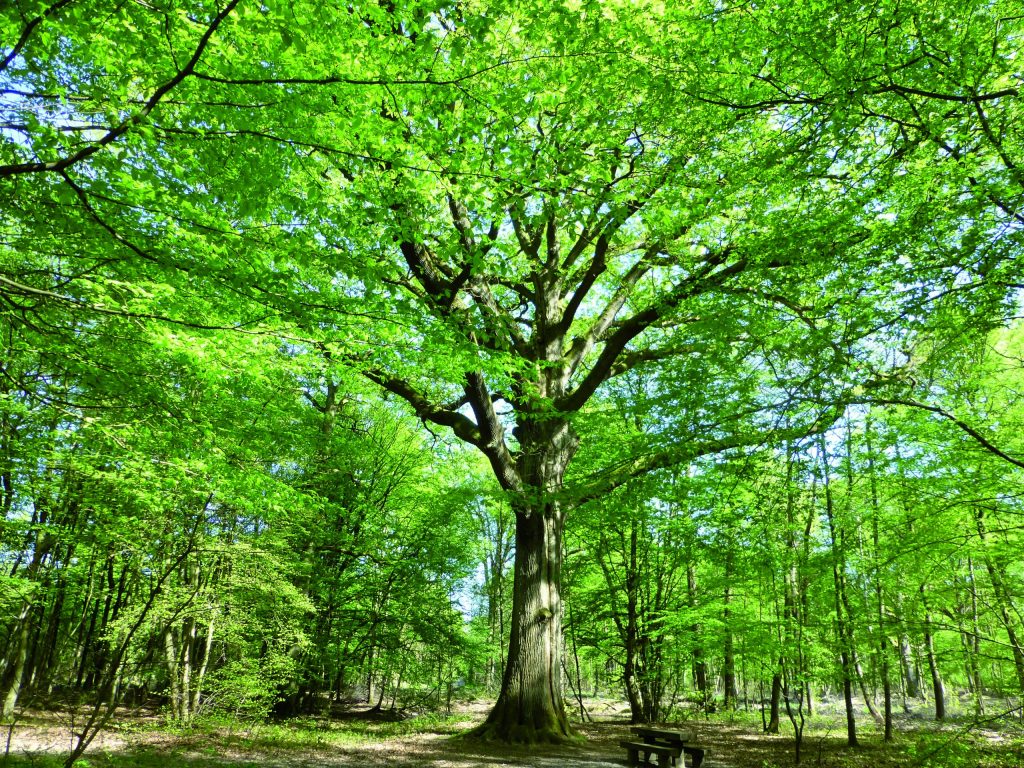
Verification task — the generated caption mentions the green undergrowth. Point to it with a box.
[156,710,469,751]
[0,711,470,768]
[896,728,1024,768]
[3,706,1021,768]
[249,711,467,744]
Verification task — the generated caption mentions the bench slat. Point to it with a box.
[619,740,679,755]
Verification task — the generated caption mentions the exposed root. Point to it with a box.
[464,713,582,745]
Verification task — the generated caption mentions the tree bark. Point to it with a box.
[919,584,945,721]
[965,557,984,716]
[722,548,739,711]
[0,607,31,719]
[819,441,857,747]
[864,417,892,740]
[687,563,710,708]
[472,506,572,742]
[899,632,921,701]
[767,670,783,733]
[622,520,645,723]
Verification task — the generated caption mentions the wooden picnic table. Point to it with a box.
[620,726,706,768]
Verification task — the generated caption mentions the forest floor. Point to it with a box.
[2,698,1022,768]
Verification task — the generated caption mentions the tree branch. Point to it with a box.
[0,0,241,178]
[0,0,77,74]
[360,369,482,447]
[558,248,744,412]
[570,404,844,505]
[863,397,1024,470]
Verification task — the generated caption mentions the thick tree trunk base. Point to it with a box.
[465,504,580,745]
[466,704,578,744]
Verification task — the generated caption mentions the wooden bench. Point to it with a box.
[628,726,707,768]
[619,739,680,767]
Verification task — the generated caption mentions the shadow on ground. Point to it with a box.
[3,705,1023,768]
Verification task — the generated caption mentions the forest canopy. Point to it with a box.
[2,0,1023,760]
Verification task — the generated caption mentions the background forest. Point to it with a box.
[2,0,1023,766]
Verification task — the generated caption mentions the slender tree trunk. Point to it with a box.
[1,523,53,717]
[687,563,709,708]
[0,608,31,719]
[865,417,892,741]
[919,584,945,721]
[840,429,881,726]
[767,670,783,733]
[899,633,921,701]
[164,628,183,720]
[966,557,984,716]
[565,598,589,722]
[803,471,817,719]
[189,616,216,717]
[621,518,645,722]
[976,509,1024,694]
[180,617,194,722]
[820,441,857,747]
[479,501,511,692]
[722,550,738,710]
[773,442,800,735]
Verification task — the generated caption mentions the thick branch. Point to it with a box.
[559,249,744,412]
[399,241,448,298]
[510,206,542,258]
[605,342,701,379]
[558,234,610,336]
[465,279,531,357]
[360,369,482,447]
[465,372,522,492]
[562,250,657,380]
[561,173,665,274]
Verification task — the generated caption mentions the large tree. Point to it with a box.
[4,0,1022,743]
[287,0,1019,739]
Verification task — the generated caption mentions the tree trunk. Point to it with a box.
[976,509,1024,695]
[840,430,881,727]
[189,616,216,717]
[920,584,945,721]
[722,568,738,710]
[472,506,572,742]
[899,632,921,701]
[767,670,782,733]
[0,608,31,719]
[966,557,984,716]
[687,563,709,708]
[618,520,643,724]
[864,418,892,741]
[164,628,183,720]
[819,441,857,747]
